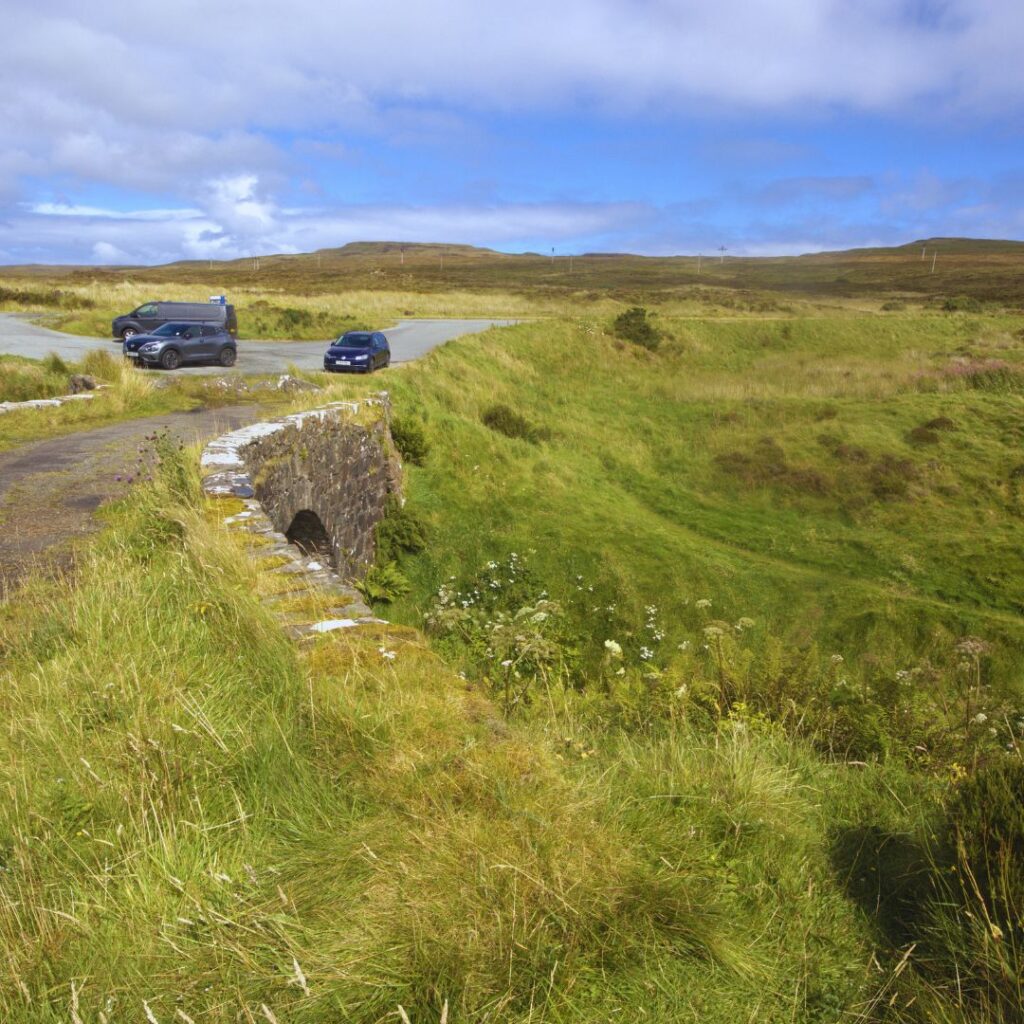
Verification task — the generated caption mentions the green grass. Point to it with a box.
[0,350,294,452]
[1,299,1022,1020]
[356,316,1023,714]
[6,237,1024,325]
[0,436,893,1022]
[0,352,79,402]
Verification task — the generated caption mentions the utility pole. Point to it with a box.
[569,254,574,273]
[718,245,727,263]
[921,246,926,261]
[931,251,937,274]
[697,253,702,274]
[400,246,405,266]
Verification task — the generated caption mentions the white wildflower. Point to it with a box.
[604,639,623,658]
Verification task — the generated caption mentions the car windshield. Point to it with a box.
[152,322,190,337]
[335,333,371,348]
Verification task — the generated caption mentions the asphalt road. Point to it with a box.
[0,313,517,375]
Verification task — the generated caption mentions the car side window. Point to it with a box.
[182,328,195,339]
[137,304,157,316]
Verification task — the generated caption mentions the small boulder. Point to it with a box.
[67,374,98,394]
[276,374,321,393]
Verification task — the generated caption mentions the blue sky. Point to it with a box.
[3,0,1024,264]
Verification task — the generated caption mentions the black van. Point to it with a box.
[111,301,238,341]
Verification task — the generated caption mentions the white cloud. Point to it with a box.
[0,189,651,264]
[2,1,1023,262]
[91,241,131,263]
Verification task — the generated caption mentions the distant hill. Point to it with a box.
[4,237,1024,303]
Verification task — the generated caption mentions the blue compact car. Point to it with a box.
[323,331,391,373]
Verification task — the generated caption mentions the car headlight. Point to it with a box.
[353,354,368,361]
[141,343,159,351]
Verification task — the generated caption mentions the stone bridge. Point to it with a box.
[201,396,402,579]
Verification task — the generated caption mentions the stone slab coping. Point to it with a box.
[0,392,100,415]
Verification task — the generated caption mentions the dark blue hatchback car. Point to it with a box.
[323,331,390,373]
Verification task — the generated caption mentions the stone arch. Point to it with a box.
[285,509,333,563]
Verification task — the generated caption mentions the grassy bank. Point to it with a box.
[327,311,1024,1017]
[0,350,292,452]
[2,306,1022,1020]
[0,429,898,1022]
[367,316,1024,723]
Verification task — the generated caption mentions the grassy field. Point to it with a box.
[322,307,1024,1018]
[0,349,291,453]
[374,313,1024,704]
[0,256,1022,1019]
[0,422,949,1024]
[4,236,1024,342]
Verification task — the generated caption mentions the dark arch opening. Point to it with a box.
[285,509,334,564]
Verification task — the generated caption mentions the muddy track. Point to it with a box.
[0,405,261,595]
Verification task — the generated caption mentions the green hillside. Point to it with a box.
[0,293,1021,1021]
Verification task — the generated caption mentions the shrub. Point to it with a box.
[880,300,906,311]
[612,306,660,350]
[943,295,983,313]
[817,433,871,463]
[375,497,427,563]
[481,403,548,443]
[906,425,941,446]
[279,307,314,330]
[356,561,411,603]
[0,285,94,310]
[868,454,918,499]
[390,414,431,465]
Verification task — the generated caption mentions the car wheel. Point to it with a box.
[121,328,137,342]
[218,346,237,368]
[160,348,182,370]
[383,355,391,368]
